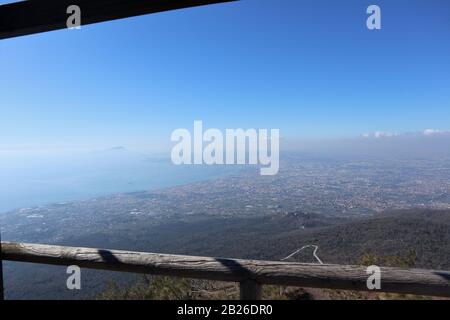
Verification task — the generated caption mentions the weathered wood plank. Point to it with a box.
[2,242,450,297]
[0,0,237,40]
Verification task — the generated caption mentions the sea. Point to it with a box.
[0,148,237,214]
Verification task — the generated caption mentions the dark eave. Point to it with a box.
[0,0,236,40]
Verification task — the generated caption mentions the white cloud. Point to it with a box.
[374,131,395,139]
[423,129,450,136]
[360,131,396,139]
[361,129,450,139]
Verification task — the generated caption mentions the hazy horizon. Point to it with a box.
[1,0,450,151]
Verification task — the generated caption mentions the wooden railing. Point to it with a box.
[1,241,450,299]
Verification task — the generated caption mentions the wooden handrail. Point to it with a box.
[1,241,450,299]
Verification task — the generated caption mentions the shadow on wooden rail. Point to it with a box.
[1,241,450,300]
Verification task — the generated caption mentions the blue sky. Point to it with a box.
[1,0,449,152]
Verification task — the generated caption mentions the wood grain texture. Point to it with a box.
[2,241,450,297]
[240,279,262,300]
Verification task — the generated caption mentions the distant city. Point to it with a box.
[3,151,450,244]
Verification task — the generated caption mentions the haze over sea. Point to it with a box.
[3,133,450,214]
[0,147,234,214]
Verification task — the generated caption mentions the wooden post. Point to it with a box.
[0,235,4,300]
[240,279,262,300]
